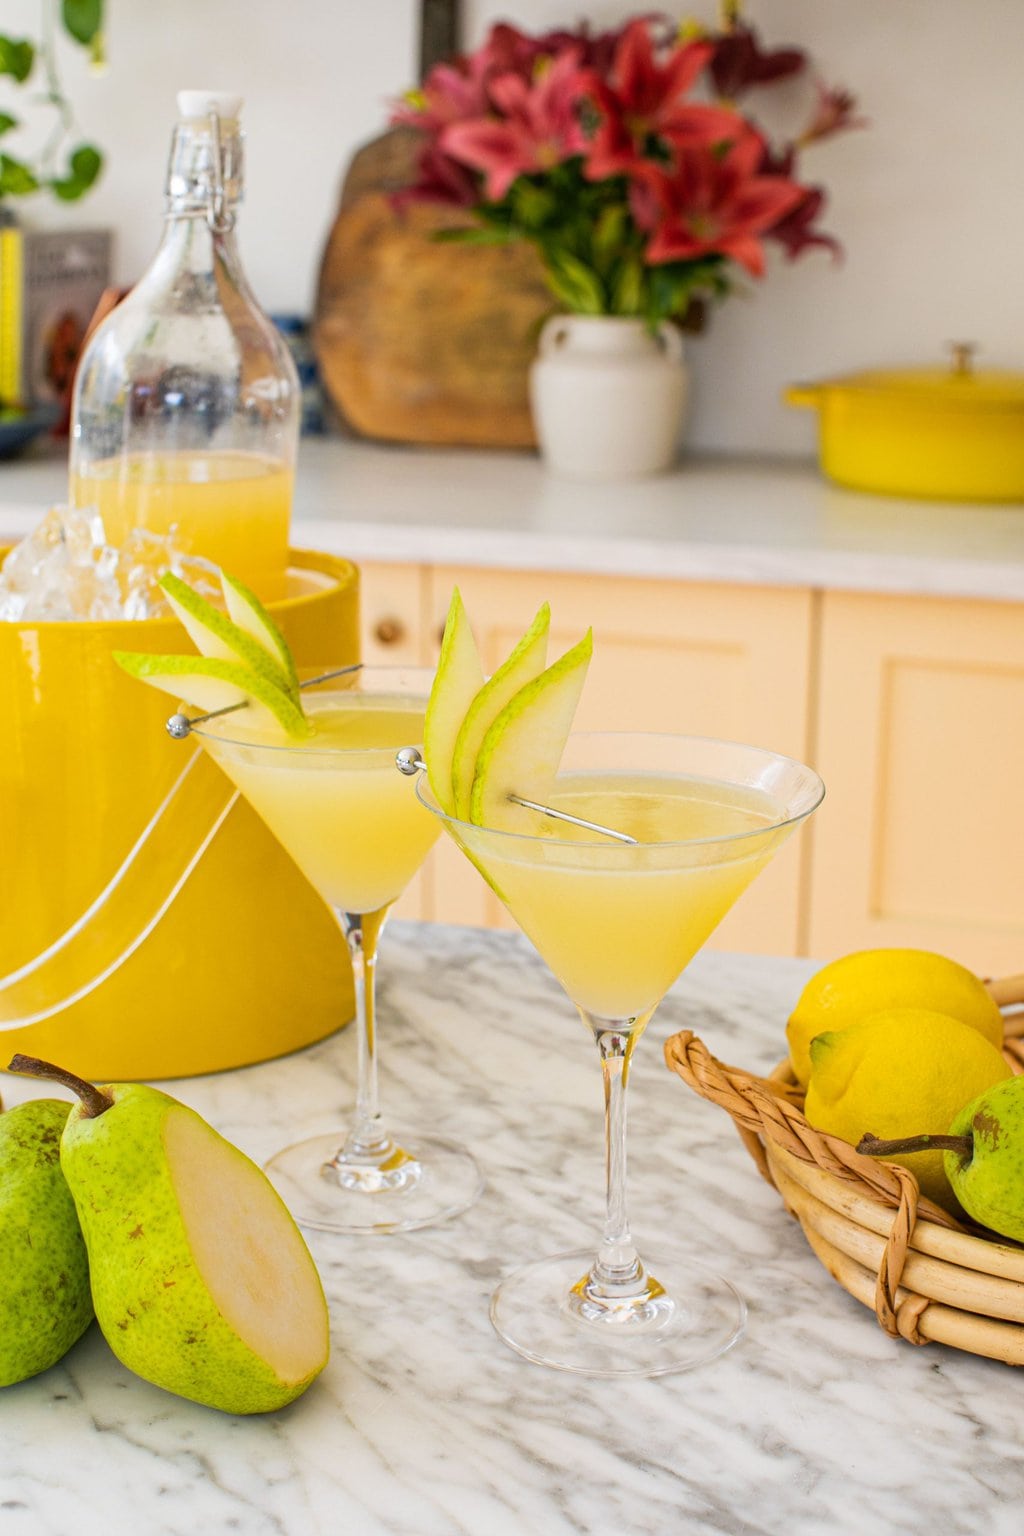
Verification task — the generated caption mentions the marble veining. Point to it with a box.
[2,923,1024,1536]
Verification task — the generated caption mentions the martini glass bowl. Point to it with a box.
[194,665,482,1234]
[418,731,823,1375]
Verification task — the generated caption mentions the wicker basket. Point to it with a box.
[663,974,1024,1365]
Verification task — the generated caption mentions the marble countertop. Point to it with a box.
[4,437,1024,602]
[2,922,1023,1536]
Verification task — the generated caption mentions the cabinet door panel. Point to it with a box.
[808,592,1024,973]
[429,567,814,953]
[358,561,426,668]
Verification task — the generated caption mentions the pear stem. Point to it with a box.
[7,1054,113,1118]
[857,1131,973,1159]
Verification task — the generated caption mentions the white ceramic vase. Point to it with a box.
[529,315,689,480]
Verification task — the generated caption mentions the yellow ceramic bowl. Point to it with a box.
[1,549,360,1079]
[786,350,1024,503]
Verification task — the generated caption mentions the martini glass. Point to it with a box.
[194,666,482,1234]
[418,732,823,1374]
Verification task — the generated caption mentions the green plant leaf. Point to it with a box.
[610,256,645,316]
[0,36,34,82]
[0,153,39,195]
[61,0,103,46]
[0,112,18,137]
[48,143,102,200]
[543,249,606,315]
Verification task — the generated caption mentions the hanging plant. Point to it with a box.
[0,0,105,203]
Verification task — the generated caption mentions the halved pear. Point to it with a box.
[8,1057,329,1416]
[159,573,297,698]
[451,602,550,819]
[221,570,300,694]
[423,587,484,814]
[113,652,311,738]
[469,629,593,830]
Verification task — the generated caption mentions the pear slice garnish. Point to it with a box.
[159,573,297,699]
[220,570,300,694]
[113,652,312,738]
[451,602,550,820]
[469,629,593,831]
[423,587,484,814]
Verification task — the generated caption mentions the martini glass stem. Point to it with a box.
[590,1021,645,1291]
[564,1014,667,1323]
[319,906,421,1191]
[340,908,390,1159]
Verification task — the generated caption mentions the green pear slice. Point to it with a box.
[469,629,593,830]
[7,1057,329,1416]
[451,602,550,820]
[159,573,297,698]
[113,652,311,738]
[423,587,485,814]
[220,570,300,693]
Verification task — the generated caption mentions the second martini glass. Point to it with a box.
[418,731,823,1374]
[195,666,482,1234]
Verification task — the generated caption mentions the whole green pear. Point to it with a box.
[0,1098,93,1387]
[943,1076,1024,1241]
[9,1055,329,1415]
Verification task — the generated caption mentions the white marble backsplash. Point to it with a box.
[2,924,1024,1536]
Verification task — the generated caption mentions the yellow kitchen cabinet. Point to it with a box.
[807,591,1024,975]
[421,566,816,955]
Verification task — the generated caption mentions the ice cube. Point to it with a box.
[0,505,219,622]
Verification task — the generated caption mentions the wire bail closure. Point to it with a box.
[206,109,235,235]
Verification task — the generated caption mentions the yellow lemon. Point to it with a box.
[786,948,1002,1087]
[804,1008,1012,1211]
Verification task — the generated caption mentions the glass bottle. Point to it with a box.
[69,91,298,597]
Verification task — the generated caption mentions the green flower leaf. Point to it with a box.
[0,153,39,195]
[48,143,102,201]
[61,0,104,46]
[611,256,645,316]
[0,112,18,137]
[0,36,34,82]
[543,249,606,315]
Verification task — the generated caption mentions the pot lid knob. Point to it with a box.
[948,341,977,376]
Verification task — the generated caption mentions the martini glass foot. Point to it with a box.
[264,1129,483,1235]
[490,1247,746,1377]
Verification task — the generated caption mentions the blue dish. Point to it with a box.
[0,403,62,460]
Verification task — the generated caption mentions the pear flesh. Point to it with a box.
[469,630,593,830]
[450,602,550,820]
[0,1100,93,1387]
[10,1059,330,1415]
[424,587,485,813]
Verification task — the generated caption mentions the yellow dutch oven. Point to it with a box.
[0,548,359,1079]
[785,344,1024,502]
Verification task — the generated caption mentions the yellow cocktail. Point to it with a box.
[194,670,481,1235]
[421,731,824,1375]
[72,450,291,598]
[202,696,440,916]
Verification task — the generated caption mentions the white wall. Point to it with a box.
[6,0,1023,455]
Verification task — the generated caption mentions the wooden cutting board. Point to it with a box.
[312,2,551,449]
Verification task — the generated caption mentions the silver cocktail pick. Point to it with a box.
[165,663,364,739]
[394,749,637,845]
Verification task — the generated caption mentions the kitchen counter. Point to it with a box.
[4,437,1024,602]
[2,922,1023,1536]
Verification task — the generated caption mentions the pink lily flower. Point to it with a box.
[637,128,806,275]
[440,50,590,201]
[581,22,741,181]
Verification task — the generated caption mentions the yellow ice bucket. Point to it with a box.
[0,548,359,1079]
